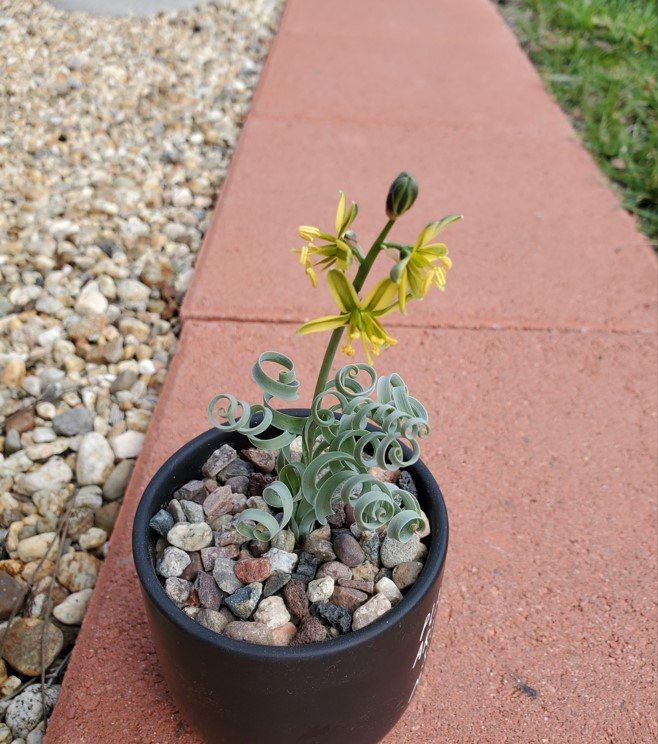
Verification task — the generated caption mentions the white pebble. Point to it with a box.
[167,522,212,551]
[253,596,290,629]
[52,589,93,625]
[375,576,403,606]
[307,576,334,603]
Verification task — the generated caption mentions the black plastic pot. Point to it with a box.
[133,410,449,744]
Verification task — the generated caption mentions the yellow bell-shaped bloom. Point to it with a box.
[293,191,359,287]
[390,214,461,313]
[298,270,399,363]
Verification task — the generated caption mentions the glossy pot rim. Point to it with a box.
[132,410,449,661]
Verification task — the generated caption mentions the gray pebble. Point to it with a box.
[157,546,191,578]
[224,582,262,619]
[102,459,135,501]
[52,408,94,437]
[263,570,291,597]
[380,533,421,568]
[180,500,205,523]
[213,557,243,594]
[149,509,174,537]
[197,608,229,634]
[165,577,192,607]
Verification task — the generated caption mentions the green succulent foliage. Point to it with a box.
[208,351,429,544]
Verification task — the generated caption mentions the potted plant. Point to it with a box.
[133,173,461,744]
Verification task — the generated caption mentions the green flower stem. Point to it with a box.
[312,326,345,399]
[353,220,395,292]
[312,219,396,398]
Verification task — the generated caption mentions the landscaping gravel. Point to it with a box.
[154,445,428,646]
[0,0,281,735]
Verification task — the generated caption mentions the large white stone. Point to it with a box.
[76,433,114,485]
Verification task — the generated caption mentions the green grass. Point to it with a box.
[499,0,658,246]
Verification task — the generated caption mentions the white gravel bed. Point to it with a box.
[0,0,281,738]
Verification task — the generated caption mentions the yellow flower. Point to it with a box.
[390,214,461,313]
[293,191,358,287]
[298,270,399,363]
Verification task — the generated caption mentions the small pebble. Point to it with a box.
[234,557,271,584]
[359,531,381,566]
[253,595,290,629]
[263,570,291,597]
[213,558,243,594]
[351,561,379,583]
[271,528,295,553]
[225,621,272,645]
[180,551,203,582]
[380,533,421,568]
[338,577,374,594]
[202,445,238,478]
[290,616,327,646]
[263,547,298,574]
[197,608,229,634]
[352,594,392,631]
[180,500,205,523]
[167,499,186,523]
[375,576,403,606]
[195,571,223,610]
[270,622,297,646]
[167,522,213,551]
[333,533,365,567]
[310,602,351,634]
[157,546,191,578]
[326,502,346,528]
[203,486,233,519]
[398,470,418,496]
[392,561,423,590]
[241,448,276,473]
[174,480,207,504]
[282,578,309,620]
[303,533,336,562]
[224,582,262,619]
[307,576,334,603]
[52,589,93,625]
[331,586,369,613]
[316,561,352,582]
[292,551,320,582]
[165,577,192,607]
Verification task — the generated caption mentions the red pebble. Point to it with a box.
[234,557,271,584]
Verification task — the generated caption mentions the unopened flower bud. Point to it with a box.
[386,172,418,220]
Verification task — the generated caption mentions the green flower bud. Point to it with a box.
[386,172,418,220]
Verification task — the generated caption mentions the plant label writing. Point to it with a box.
[408,594,439,703]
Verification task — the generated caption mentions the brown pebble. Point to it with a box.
[95,501,121,535]
[283,578,309,620]
[351,561,379,582]
[327,502,346,528]
[270,621,297,646]
[225,621,272,645]
[203,486,233,520]
[331,586,369,613]
[4,408,35,434]
[0,571,27,619]
[333,533,365,567]
[241,448,276,473]
[316,561,352,582]
[195,571,223,610]
[290,616,327,645]
[180,552,203,582]
[392,561,423,590]
[338,577,374,594]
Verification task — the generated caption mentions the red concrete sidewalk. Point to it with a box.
[46,0,658,742]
